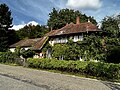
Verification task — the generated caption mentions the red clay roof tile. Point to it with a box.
[9,38,41,48]
[46,22,101,36]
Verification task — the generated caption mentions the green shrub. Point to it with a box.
[27,58,120,80]
[0,51,19,64]
[21,49,35,59]
[107,64,120,79]
[106,46,120,63]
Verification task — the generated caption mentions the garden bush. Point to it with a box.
[21,49,35,59]
[0,51,21,64]
[27,58,120,80]
[85,62,120,79]
[106,46,120,63]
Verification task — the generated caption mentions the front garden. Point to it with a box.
[27,58,120,81]
[0,50,120,82]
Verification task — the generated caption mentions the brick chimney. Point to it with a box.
[76,16,80,24]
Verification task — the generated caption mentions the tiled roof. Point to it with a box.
[10,38,40,48]
[9,37,48,50]
[10,37,48,50]
[45,22,101,36]
[33,36,49,50]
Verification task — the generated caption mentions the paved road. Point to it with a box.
[0,75,46,90]
[0,64,120,90]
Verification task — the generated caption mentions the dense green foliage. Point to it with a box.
[16,24,49,40]
[101,16,119,38]
[104,37,120,63]
[51,35,120,63]
[1,3,120,81]
[52,44,69,60]
[0,49,35,65]
[52,34,105,61]
[47,8,97,30]
[105,38,120,46]
[8,29,20,45]
[27,58,120,80]
[21,49,35,59]
[82,35,106,61]
[0,4,13,51]
[51,14,120,63]
[0,3,120,64]
[100,15,120,63]
[106,46,120,63]
[0,52,19,64]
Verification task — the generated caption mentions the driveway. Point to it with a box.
[0,64,120,90]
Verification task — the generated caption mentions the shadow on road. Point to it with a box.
[101,81,120,90]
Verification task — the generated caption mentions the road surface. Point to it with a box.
[0,75,47,90]
[0,64,120,90]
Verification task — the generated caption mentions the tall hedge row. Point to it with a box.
[27,58,120,80]
[0,52,22,64]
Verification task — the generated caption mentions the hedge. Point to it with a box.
[27,58,120,80]
[0,52,22,65]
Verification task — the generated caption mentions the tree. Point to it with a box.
[101,15,120,63]
[0,3,13,51]
[101,16,119,38]
[8,29,19,45]
[106,46,120,63]
[16,24,49,40]
[47,8,97,30]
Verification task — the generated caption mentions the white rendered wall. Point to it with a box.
[10,48,15,52]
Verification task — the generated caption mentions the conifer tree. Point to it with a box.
[0,3,13,51]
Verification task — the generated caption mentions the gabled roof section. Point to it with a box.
[45,22,101,36]
[10,37,49,50]
[10,38,41,48]
[33,36,49,50]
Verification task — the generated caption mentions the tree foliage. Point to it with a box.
[101,16,119,38]
[101,14,120,63]
[21,49,35,59]
[106,46,120,63]
[8,29,20,45]
[0,51,19,63]
[0,3,13,51]
[16,24,49,40]
[47,8,97,30]
[52,44,68,60]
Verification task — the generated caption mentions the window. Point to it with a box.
[79,35,83,41]
[73,36,78,42]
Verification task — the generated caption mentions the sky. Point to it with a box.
[0,0,120,30]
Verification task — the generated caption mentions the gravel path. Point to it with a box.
[0,64,120,90]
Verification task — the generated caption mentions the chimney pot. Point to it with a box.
[76,16,80,24]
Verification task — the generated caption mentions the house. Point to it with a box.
[46,17,101,46]
[9,17,102,58]
[9,37,48,58]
